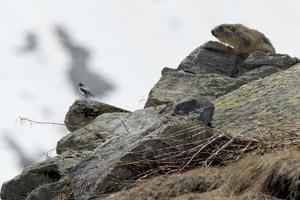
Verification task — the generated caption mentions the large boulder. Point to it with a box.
[145,41,246,108]
[213,64,300,138]
[178,41,240,77]
[64,99,129,132]
[161,98,215,124]
[238,65,281,80]
[0,150,89,200]
[58,98,214,154]
[243,51,299,69]
[68,108,214,199]
[62,99,214,199]
[2,98,215,200]
[145,68,247,107]
[58,112,127,154]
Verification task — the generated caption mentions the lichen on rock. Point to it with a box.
[213,64,300,138]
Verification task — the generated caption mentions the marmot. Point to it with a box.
[211,24,275,58]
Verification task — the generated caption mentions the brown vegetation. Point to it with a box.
[103,150,299,200]
[102,123,300,200]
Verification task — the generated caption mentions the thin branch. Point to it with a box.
[179,133,225,172]
[18,116,65,126]
[235,141,253,161]
[205,138,234,167]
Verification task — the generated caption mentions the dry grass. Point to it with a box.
[103,150,300,200]
[101,123,300,200]
[111,121,300,185]
[103,168,222,200]
[29,122,300,200]
[222,150,300,200]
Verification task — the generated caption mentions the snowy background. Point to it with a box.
[1,0,299,187]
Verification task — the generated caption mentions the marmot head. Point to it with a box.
[211,24,247,48]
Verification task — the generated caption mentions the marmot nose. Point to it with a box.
[211,30,216,36]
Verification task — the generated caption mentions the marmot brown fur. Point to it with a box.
[211,24,275,58]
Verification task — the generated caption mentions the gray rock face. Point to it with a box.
[243,51,299,69]
[58,110,159,154]
[145,68,247,108]
[68,105,213,199]
[1,151,89,200]
[58,98,214,155]
[213,64,300,138]
[239,65,281,79]
[178,41,240,77]
[64,99,129,132]
[161,98,215,124]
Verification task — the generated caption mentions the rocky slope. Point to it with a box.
[1,41,299,200]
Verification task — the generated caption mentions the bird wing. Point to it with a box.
[81,86,94,97]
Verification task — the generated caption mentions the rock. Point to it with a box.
[66,105,213,199]
[64,99,129,132]
[26,179,69,200]
[1,150,89,200]
[58,98,214,156]
[56,113,129,154]
[57,111,157,154]
[161,98,215,125]
[243,51,299,69]
[145,67,247,108]
[238,65,281,80]
[178,41,240,77]
[213,64,300,138]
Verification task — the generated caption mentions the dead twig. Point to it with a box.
[179,133,225,172]
[18,116,65,126]
[205,138,234,167]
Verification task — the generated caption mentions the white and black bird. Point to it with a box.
[78,82,94,98]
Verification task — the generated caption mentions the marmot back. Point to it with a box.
[211,24,275,58]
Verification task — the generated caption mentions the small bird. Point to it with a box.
[78,82,94,98]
